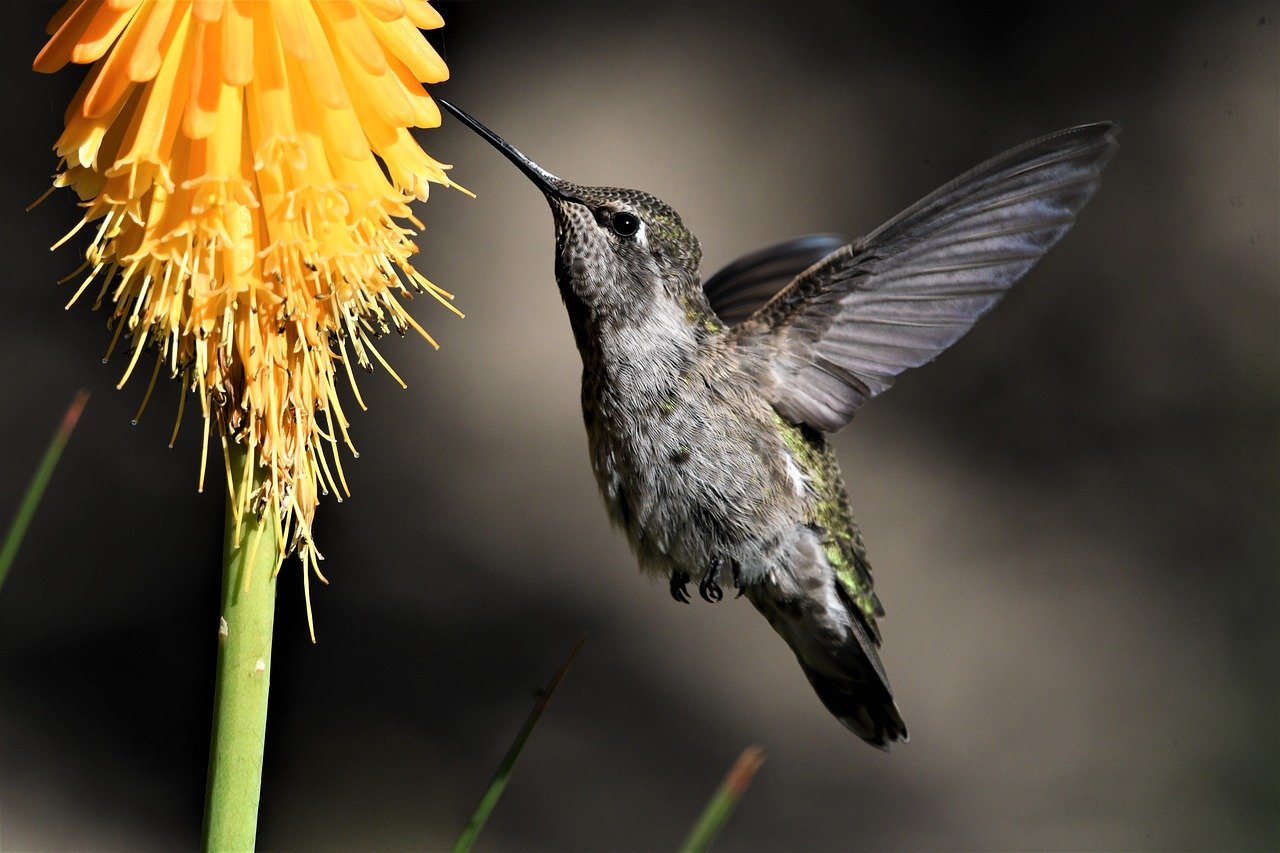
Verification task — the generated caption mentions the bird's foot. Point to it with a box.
[699,558,724,603]
[732,561,745,598]
[670,570,691,604]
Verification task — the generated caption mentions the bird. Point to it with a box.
[438,98,1118,748]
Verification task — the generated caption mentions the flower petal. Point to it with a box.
[40,0,460,573]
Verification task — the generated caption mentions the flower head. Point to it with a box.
[36,0,460,609]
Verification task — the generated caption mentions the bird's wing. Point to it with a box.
[732,122,1120,432]
[702,234,849,325]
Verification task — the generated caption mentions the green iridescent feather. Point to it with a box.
[773,411,884,638]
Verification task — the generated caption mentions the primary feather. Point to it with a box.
[729,122,1120,431]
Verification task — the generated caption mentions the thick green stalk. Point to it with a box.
[203,441,280,852]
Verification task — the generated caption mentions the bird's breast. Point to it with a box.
[582,349,808,579]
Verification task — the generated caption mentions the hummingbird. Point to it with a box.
[439,98,1117,749]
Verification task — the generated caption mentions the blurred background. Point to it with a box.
[1,1,1276,849]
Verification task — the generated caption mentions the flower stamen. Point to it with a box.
[37,0,458,623]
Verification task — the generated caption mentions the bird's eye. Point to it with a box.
[609,211,641,238]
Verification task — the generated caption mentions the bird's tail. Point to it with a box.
[797,657,907,749]
[748,586,908,749]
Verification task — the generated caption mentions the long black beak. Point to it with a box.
[437,98,579,204]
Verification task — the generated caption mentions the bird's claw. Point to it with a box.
[699,558,724,603]
[670,571,691,604]
[699,575,723,603]
[732,561,745,598]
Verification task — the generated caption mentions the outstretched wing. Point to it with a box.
[733,122,1120,432]
[702,233,849,325]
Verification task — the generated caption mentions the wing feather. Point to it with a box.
[735,122,1120,431]
[702,233,849,325]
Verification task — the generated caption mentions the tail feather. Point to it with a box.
[747,582,908,749]
[800,659,908,750]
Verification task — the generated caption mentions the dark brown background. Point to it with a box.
[1,1,1276,849]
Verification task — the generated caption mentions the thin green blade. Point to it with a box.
[680,746,766,853]
[452,632,586,853]
[0,389,90,591]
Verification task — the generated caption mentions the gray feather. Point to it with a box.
[703,233,849,324]
[735,122,1120,432]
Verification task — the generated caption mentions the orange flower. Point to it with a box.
[36,0,461,620]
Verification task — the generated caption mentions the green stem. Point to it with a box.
[452,634,586,853]
[0,388,89,591]
[202,441,280,852]
[680,746,766,853]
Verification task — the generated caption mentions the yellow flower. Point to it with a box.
[35,0,460,612]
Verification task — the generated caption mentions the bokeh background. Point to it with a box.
[1,1,1276,849]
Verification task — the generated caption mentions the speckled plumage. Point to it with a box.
[440,99,1117,748]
